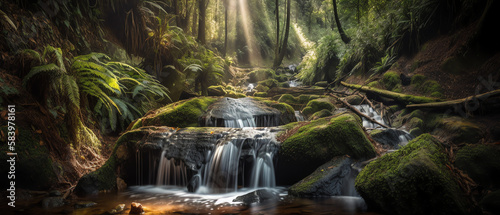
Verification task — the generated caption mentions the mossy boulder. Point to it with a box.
[289,156,353,197]
[258,79,279,88]
[255,84,270,92]
[278,94,298,104]
[248,69,276,83]
[253,92,268,97]
[310,109,333,120]
[131,97,218,129]
[207,85,227,96]
[276,113,376,185]
[381,71,400,90]
[454,144,500,188]
[432,116,484,144]
[301,98,336,118]
[261,100,296,125]
[75,128,153,195]
[344,94,363,105]
[355,134,478,215]
[225,90,246,98]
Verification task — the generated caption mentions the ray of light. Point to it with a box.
[238,0,263,66]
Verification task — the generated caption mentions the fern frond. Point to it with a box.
[22,63,63,88]
[0,9,17,31]
[19,49,42,63]
[62,75,80,108]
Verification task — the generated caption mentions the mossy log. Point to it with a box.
[340,81,441,104]
[329,93,390,129]
[406,89,500,109]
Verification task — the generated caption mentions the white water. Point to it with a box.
[294,110,305,122]
[352,104,387,129]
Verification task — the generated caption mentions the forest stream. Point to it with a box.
[2,0,500,215]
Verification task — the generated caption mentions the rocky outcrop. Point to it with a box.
[355,134,479,215]
[454,144,500,189]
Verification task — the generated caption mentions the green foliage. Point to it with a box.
[297,34,342,84]
[381,71,400,90]
[370,49,396,77]
[179,50,224,96]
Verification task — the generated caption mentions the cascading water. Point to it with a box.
[294,110,305,122]
[352,104,387,129]
[200,97,282,128]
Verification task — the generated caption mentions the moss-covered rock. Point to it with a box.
[314,81,328,87]
[255,84,270,92]
[248,69,276,83]
[355,134,478,215]
[253,92,268,97]
[131,97,218,129]
[276,113,376,185]
[432,116,484,144]
[207,85,227,96]
[301,98,336,118]
[257,79,279,88]
[454,144,500,188]
[278,94,298,104]
[75,128,153,195]
[289,156,353,197]
[411,74,426,86]
[381,71,400,90]
[310,109,333,120]
[225,90,246,98]
[344,94,363,105]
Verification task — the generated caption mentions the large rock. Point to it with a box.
[432,116,484,144]
[233,189,280,205]
[276,113,376,185]
[130,97,218,129]
[355,134,479,215]
[288,156,354,197]
[454,144,500,189]
[301,97,336,118]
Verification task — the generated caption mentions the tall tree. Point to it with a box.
[174,0,194,32]
[197,0,210,45]
[273,0,291,69]
[333,0,351,44]
[223,0,228,57]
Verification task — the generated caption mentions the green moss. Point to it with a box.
[310,109,333,120]
[257,79,279,88]
[367,81,380,88]
[455,144,500,188]
[248,69,276,82]
[392,83,403,93]
[382,71,400,90]
[254,92,268,97]
[278,94,298,104]
[409,127,423,137]
[407,117,424,129]
[133,97,217,129]
[255,84,270,92]
[301,98,335,117]
[435,116,484,144]
[411,74,426,85]
[278,81,290,88]
[278,113,376,183]
[355,134,474,215]
[207,85,227,96]
[225,90,246,98]
[421,80,442,96]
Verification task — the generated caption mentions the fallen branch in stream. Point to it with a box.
[406,89,500,109]
[329,93,390,129]
[341,81,442,104]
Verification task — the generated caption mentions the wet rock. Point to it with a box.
[344,95,363,105]
[276,113,376,185]
[74,201,97,209]
[207,85,227,96]
[454,144,500,188]
[108,204,126,214]
[233,189,280,204]
[432,116,484,144]
[129,202,144,214]
[370,128,414,149]
[355,134,479,215]
[41,196,65,208]
[116,177,127,191]
[289,156,353,197]
[187,175,201,192]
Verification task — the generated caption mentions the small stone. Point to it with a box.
[109,204,126,214]
[129,202,144,214]
[49,190,62,197]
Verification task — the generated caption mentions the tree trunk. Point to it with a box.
[197,0,209,45]
[274,0,280,66]
[333,0,351,44]
[223,0,228,57]
[273,0,291,69]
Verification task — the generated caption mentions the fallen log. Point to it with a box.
[406,89,500,109]
[266,87,326,97]
[329,93,390,129]
[340,81,442,104]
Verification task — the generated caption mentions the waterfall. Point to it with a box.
[156,152,189,186]
[294,111,305,122]
[200,98,282,128]
[352,104,387,129]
